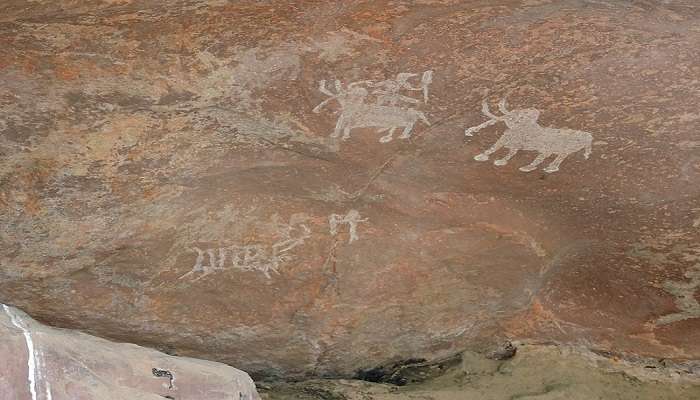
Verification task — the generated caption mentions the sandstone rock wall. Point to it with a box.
[1,0,699,377]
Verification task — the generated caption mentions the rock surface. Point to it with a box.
[262,344,700,400]
[1,0,700,378]
[0,304,260,400]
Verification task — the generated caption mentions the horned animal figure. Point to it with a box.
[464,98,593,173]
[313,79,430,143]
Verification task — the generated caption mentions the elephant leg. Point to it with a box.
[494,148,518,166]
[342,121,354,140]
[544,153,568,173]
[331,115,345,138]
[379,127,397,143]
[475,137,506,161]
[398,121,416,139]
[519,153,549,172]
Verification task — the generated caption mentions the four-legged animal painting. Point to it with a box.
[313,76,596,173]
[313,71,432,143]
[465,98,593,173]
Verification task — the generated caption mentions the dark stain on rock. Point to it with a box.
[355,355,461,386]
[158,89,197,105]
[486,341,517,361]
[65,90,155,111]
[152,367,174,389]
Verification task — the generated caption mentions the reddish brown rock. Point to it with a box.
[0,0,699,378]
[0,304,259,400]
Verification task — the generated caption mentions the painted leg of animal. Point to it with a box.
[519,153,549,172]
[379,127,397,143]
[398,120,417,140]
[494,148,518,166]
[474,137,507,161]
[543,153,569,173]
[342,122,353,141]
[331,115,346,139]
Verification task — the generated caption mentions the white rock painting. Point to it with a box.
[656,265,700,325]
[180,216,311,281]
[329,210,367,244]
[2,304,53,400]
[313,71,433,143]
[465,98,593,173]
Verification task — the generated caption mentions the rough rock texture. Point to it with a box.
[1,0,700,378]
[263,344,700,400]
[0,304,260,400]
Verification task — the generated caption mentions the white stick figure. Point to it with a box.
[329,210,368,243]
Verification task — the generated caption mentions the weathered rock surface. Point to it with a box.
[0,304,259,400]
[1,0,699,378]
[263,344,700,400]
